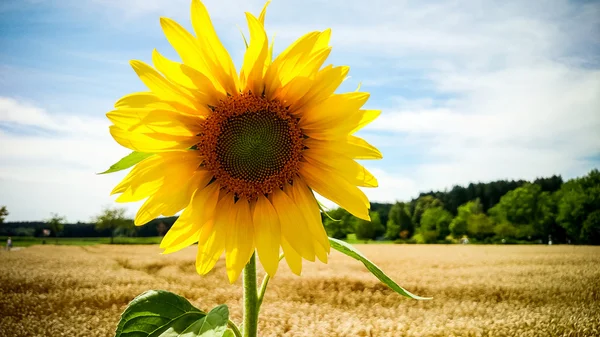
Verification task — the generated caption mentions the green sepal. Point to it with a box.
[115,290,231,337]
[98,151,153,175]
[329,237,432,300]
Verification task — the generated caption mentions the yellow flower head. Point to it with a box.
[107,0,381,283]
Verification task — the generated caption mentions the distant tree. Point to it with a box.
[385,202,413,240]
[411,196,443,227]
[556,169,600,244]
[494,222,517,239]
[418,180,527,214]
[323,208,356,239]
[467,213,495,240]
[534,175,563,193]
[46,213,66,244]
[157,222,168,237]
[581,210,600,245]
[371,202,393,230]
[93,207,133,244]
[488,183,561,241]
[489,184,539,226]
[534,191,561,240]
[419,207,453,242]
[355,212,384,241]
[450,199,483,238]
[0,206,8,224]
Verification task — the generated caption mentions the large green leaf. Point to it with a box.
[197,305,229,337]
[115,290,231,337]
[329,237,432,300]
[99,151,153,175]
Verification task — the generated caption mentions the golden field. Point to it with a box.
[1,244,599,337]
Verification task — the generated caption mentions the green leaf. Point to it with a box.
[222,331,235,337]
[328,237,432,300]
[98,151,153,175]
[197,305,229,336]
[115,290,206,337]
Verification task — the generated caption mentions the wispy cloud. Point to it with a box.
[0,97,141,221]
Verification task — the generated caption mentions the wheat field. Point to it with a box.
[1,244,599,337]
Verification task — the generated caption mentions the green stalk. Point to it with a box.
[256,273,271,314]
[242,254,258,337]
[227,320,243,337]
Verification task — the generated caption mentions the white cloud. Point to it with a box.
[0,97,140,221]
[369,62,600,190]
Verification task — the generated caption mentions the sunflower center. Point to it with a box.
[198,93,303,200]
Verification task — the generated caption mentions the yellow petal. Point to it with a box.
[258,1,270,25]
[281,237,302,275]
[299,92,370,129]
[304,136,382,160]
[109,125,198,152]
[302,108,380,140]
[195,220,225,275]
[159,17,225,93]
[240,13,268,94]
[314,28,331,51]
[225,200,255,283]
[191,182,221,230]
[289,65,349,113]
[299,161,370,221]
[303,149,378,188]
[151,50,221,110]
[129,60,203,115]
[114,92,172,109]
[107,108,202,136]
[152,49,198,92]
[275,76,313,106]
[161,170,213,216]
[132,154,205,225]
[161,181,220,254]
[116,179,163,203]
[252,194,281,276]
[160,203,199,254]
[351,109,381,134]
[289,179,330,263]
[134,195,164,226]
[271,188,315,261]
[263,31,321,98]
[111,154,163,195]
[264,37,274,76]
[190,0,238,94]
[273,47,332,100]
[180,64,228,105]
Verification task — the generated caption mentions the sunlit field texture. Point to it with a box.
[1,244,599,337]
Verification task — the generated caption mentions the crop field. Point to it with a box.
[1,244,599,337]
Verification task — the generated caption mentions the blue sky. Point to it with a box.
[1,0,599,221]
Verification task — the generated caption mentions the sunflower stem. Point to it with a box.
[242,253,258,337]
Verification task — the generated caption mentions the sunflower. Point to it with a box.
[107,0,381,283]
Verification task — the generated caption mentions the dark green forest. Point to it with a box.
[326,169,599,245]
[1,169,599,245]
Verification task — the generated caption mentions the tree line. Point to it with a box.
[1,169,598,244]
[325,169,599,245]
[0,207,176,243]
